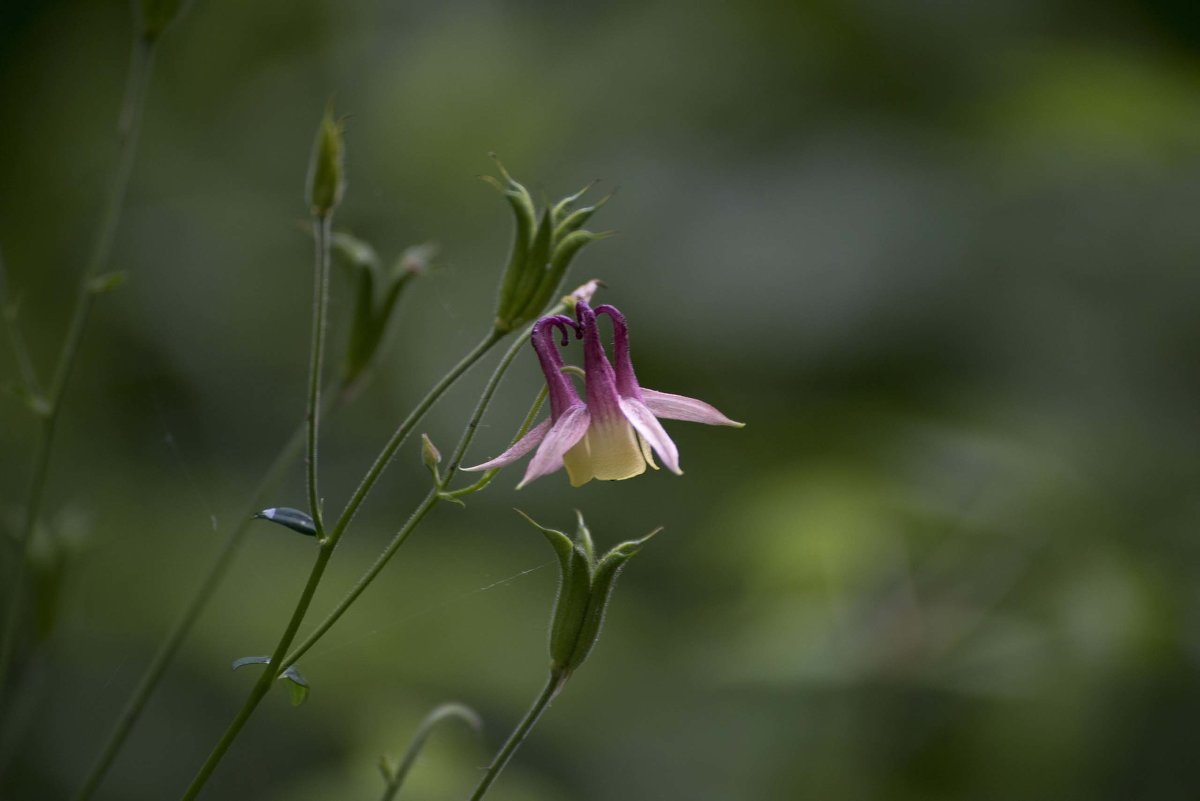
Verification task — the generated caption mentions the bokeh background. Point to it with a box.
[3,0,1200,798]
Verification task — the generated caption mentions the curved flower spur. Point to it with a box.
[463,300,743,487]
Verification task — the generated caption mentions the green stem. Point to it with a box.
[467,672,565,801]
[70,387,338,801]
[306,213,333,534]
[283,323,536,669]
[179,330,505,800]
[0,34,157,703]
[380,704,481,801]
[328,328,503,545]
[442,385,547,499]
[179,543,335,801]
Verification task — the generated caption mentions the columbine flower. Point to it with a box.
[463,300,742,487]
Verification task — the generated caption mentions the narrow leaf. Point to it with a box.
[231,655,272,671]
[253,507,317,537]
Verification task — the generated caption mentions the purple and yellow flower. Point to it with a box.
[463,300,743,487]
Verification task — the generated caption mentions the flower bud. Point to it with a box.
[307,105,345,217]
[487,159,610,334]
[518,510,659,677]
[421,433,443,475]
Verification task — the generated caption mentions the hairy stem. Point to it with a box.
[467,672,565,801]
[0,34,157,704]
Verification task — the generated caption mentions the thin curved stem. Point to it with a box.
[70,386,339,801]
[442,385,546,499]
[283,323,538,669]
[306,213,333,534]
[327,328,503,545]
[179,329,505,800]
[0,34,157,704]
[467,672,565,801]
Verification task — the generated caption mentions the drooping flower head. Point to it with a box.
[463,299,743,487]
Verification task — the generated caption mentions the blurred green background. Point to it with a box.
[4,0,1200,799]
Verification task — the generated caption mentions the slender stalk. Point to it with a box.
[443,385,546,499]
[179,207,341,801]
[380,704,481,801]
[467,672,565,801]
[0,251,44,400]
[70,387,338,801]
[179,329,505,800]
[0,34,157,702]
[306,214,333,533]
[329,328,503,543]
[283,323,538,669]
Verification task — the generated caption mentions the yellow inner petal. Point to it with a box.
[563,418,647,486]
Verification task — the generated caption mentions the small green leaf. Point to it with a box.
[231,657,309,706]
[88,271,128,294]
[231,655,271,671]
[280,665,310,706]
[253,507,317,537]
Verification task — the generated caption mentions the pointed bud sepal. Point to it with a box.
[307,103,346,216]
[517,510,659,677]
[253,507,318,538]
[487,158,609,333]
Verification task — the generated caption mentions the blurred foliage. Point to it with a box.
[3,0,1200,799]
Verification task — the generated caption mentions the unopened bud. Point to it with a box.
[421,434,442,473]
[306,105,345,216]
[488,159,609,333]
[518,510,658,678]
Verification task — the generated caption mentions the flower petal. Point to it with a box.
[460,419,551,472]
[618,397,681,475]
[641,388,744,427]
[518,406,591,488]
[568,417,648,484]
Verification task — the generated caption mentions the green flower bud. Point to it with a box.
[518,510,659,677]
[307,105,345,217]
[421,433,442,477]
[487,158,610,334]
